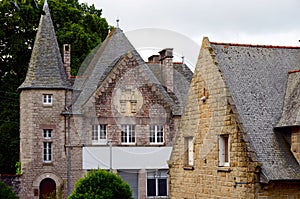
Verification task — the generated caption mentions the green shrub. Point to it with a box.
[68,169,132,199]
[0,181,18,199]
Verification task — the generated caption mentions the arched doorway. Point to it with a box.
[39,178,56,199]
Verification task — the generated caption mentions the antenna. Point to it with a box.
[116,18,120,28]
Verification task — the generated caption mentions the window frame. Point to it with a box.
[146,170,168,197]
[43,129,52,139]
[150,125,164,144]
[43,94,53,105]
[43,142,52,163]
[92,124,107,145]
[121,125,135,144]
[219,134,230,167]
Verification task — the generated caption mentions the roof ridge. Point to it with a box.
[210,41,300,49]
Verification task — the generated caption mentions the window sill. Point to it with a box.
[217,167,232,172]
[43,104,53,107]
[43,162,53,166]
[183,166,194,170]
[92,142,107,145]
[121,143,136,145]
[149,143,165,146]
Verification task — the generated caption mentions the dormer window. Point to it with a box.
[43,94,52,105]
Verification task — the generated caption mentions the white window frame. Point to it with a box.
[43,129,52,139]
[92,124,107,144]
[150,125,164,144]
[219,134,230,167]
[185,137,194,166]
[43,94,52,105]
[43,142,52,163]
[121,125,135,144]
[146,170,168,197]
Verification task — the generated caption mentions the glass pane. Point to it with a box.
[158,179,167,196]
[147,179,156,196]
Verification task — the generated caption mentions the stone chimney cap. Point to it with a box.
[148,55,160,63]
[159,48,173,61]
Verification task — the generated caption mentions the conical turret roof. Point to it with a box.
[18,1,69,90]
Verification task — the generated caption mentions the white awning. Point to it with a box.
[83,146,172,170]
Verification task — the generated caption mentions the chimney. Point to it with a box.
[63,44,71,78]
[159,48,173,92]
[148,55,160,63]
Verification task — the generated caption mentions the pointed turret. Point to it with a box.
[18,1,69,90]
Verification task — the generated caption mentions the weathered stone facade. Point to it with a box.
[169,37,300,198]
[18,2,192,198]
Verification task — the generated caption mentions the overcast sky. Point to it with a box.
[79,0,300,68]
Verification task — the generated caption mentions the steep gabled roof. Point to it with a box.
[18,1,69,90]
[72,28,136,109]
[72,28,186,115]
[277,70,300,127]
[210,39,300,182]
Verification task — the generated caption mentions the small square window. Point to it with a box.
[92,125,107,144]
[43,94,52,105]
[147,170,168,197]
[43,129,52,139]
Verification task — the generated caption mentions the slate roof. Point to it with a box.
[72,28,190,115]
[210,40,300,182]
[18,1,69,90]
[72,28,136,110]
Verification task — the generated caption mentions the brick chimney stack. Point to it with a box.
[159,48,173,92]
[63,44,71,78]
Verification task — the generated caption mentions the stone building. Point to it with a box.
[169,37,300,198]
[18,2,192,199]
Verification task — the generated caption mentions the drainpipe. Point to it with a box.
[67,113,71,195]
[65,88,71,196]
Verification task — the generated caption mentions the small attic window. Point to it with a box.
[43,94,52,105]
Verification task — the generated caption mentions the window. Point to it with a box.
[43,94,52,105]
[43,129,52,139]
[43,142,52,162]
[147,170,168,197]
[121,125,135,144]
[185,137,194,166]
[150,125,164,144]
[92,125,107,144]
[219,134,230,167]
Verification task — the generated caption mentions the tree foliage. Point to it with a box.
[69,170,133,199]
[0,181,18,199]
[0,0,109,174]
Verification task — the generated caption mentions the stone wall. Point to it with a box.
[169,38,260,198]
[87,53,176,146]
[19,89,83,198]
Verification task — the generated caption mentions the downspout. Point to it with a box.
[65,88,71,196]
